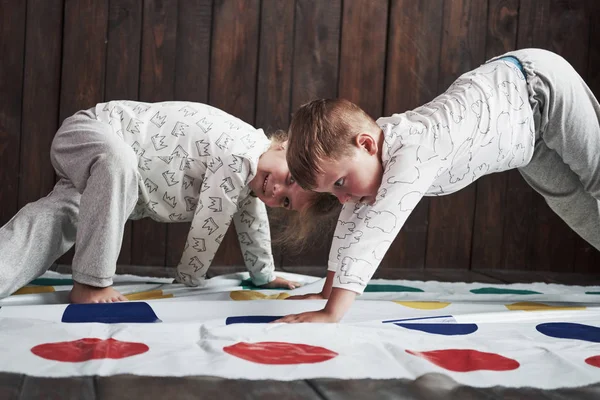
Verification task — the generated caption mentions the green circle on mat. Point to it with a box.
[364,284,424,293]
[585,291,600,295]
[470,287,541,295]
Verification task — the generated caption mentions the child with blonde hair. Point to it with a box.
[0,101,337,303]
[277,48,600,323]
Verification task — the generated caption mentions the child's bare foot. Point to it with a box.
[69,282,128,304]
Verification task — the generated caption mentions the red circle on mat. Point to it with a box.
[406,349,519,372]
[585,355,600,368]
[224,341,338,365]
[31,338,149,362]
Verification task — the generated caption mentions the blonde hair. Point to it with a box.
[265,129,341,252]
[269,192,340,252]
[287,98,380,190]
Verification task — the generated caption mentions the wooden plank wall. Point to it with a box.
[0,0,599,275]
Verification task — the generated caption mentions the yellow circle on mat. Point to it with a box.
[505,301,586,311]
[230,290,291,301]
[12,286,55,295]
[125,290,174,301]
[393,301,450,309]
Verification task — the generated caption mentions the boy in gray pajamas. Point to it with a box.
[278,48,600,323]
[0,101,319,303]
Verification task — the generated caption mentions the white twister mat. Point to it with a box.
[1,271,600,388]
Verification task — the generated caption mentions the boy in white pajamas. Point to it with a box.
[0,101,322,303]
[277,48,600,323]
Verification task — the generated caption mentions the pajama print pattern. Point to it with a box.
[96,101,275,286]
[330,60,535,294]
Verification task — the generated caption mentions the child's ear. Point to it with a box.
[355,133,378,156]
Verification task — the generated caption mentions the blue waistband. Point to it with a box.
[496,55,526,78]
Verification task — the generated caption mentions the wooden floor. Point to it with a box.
[3,268,600,400]
[2,373,600,400]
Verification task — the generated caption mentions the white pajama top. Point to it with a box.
[95,101,275,286]
[330,58,535,294]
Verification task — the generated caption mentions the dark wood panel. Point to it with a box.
[174,0,212,103]
[59,0,109,120]
[255,0,294,132]
[477,268,600,285]
[0,373,23,400]
[470,0,518,270]
[18,0,63,209]
[165,0,213,268]
[96,375,320,399]
[105,0,143,266]
[3,372,600,400]
[57,0,109,265]
[131,0,178,266]
[255,0,296,268]
[20,376,95,400]
[338,0,387,118]
[500,170,536,269]
[309,377,600,400]
[426,0,488,269]
[538,0,590,272]
[337,0,389,269]
[290,0,342,109]
[517,0,589,272]
[1,0,599,272]
[500,1,548,271]
[382,0,443,269]
[283,0,342,268]
[0,0,26,226]
[209,0,260,122]
[573,1,600,272]
[209,0,261,267]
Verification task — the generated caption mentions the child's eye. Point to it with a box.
[289,176,296,185]
[283,197,290,209]
[334,178,345,187]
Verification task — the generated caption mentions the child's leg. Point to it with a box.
[0,179,80,298]
[518,142,600,250]
[513,49,600,250]
[50,109,139,303]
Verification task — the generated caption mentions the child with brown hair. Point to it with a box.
[0,101,337,304]
[276,48,600,323]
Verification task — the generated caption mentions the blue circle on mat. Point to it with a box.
[226,315,282,325]
[394,323,478,336]
[536,322,600,343]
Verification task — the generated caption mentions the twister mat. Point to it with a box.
[1,271,600,388]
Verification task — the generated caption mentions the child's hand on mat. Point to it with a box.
[286,292,326,300]
[272,309,340,323]
[276,287,356,323]
[259,276,300,289]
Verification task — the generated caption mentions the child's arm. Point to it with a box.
[275,286,355,323]
[278,142,444,322]
[232,196,297,288]
[175,154,244,286]
[286,270,335,300]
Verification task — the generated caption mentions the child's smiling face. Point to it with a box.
[250,141,314,211]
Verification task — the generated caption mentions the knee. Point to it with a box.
[93,145,139,180]
[17,198,79,238]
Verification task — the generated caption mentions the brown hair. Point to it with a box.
[266,129,342,252]
[269,192,341,252]
[287,98,379,190]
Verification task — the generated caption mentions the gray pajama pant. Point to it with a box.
[503,49,600,251]
[0,109,139,297]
